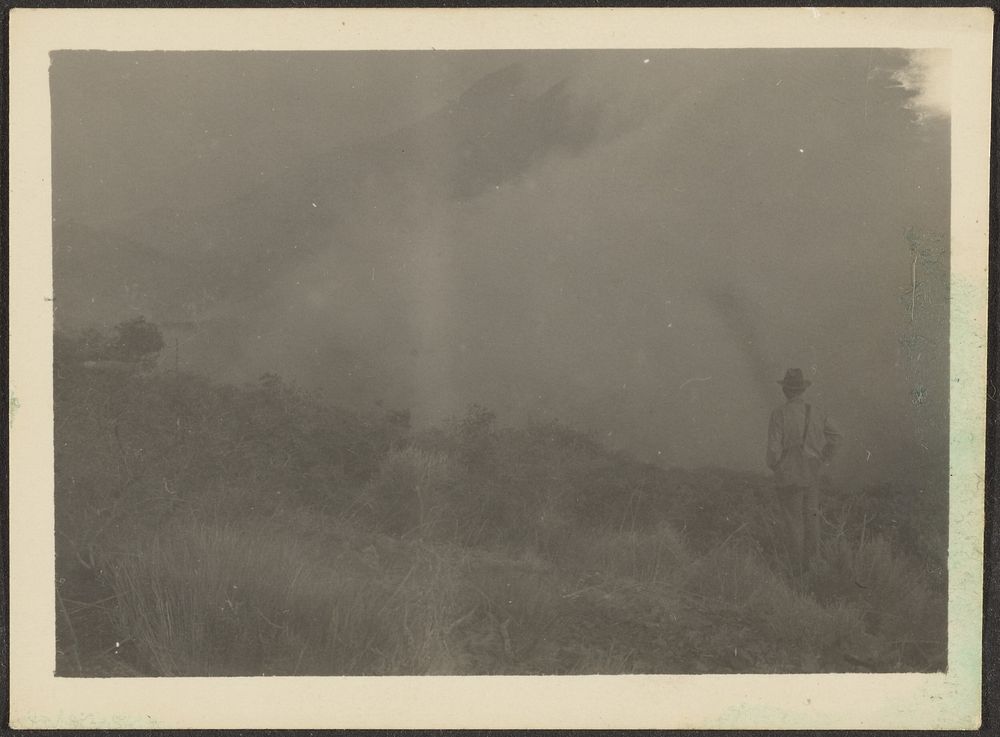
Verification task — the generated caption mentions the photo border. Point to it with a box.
[8,7,993,729]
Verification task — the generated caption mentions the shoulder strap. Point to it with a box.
[802,403,812,444]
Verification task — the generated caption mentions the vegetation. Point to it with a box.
[54,321,948,676]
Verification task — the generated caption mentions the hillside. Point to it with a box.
[54,331,948,676]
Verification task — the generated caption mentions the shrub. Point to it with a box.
[681,540,871,672]
[54,367,385,546]
[108,316,165,362]
[449,554,567,674]
[358,447,462,536]
[812,534,945,670]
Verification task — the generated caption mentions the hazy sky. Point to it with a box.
[51,49,950,481]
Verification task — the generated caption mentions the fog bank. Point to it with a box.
[52,49,950,485]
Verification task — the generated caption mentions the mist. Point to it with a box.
[51,49,950,485]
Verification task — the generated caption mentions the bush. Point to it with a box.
[448,554,567,674]
[812,534,945,670]
[54,367,390,542]
[358,447,463,536]
[681,540,871,672]
[54,318,164,365]
[108,316,165,362]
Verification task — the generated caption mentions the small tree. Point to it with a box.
[109,316,165,363]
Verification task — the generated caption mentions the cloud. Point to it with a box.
[422,65,607,200]
[891,49,950,122]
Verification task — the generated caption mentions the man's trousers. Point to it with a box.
[776,484,820,573]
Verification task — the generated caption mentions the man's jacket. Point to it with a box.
[766,397,843,487]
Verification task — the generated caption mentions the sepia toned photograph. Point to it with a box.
[8,7,991,730]
[50,45,952,678]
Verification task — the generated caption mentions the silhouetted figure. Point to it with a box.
[766,368,843,577]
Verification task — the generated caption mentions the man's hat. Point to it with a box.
[777,368,811,389]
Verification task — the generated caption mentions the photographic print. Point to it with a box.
[9,7,990,729]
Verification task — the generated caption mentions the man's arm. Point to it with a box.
[766,408,783,470]
[822,414,844,462]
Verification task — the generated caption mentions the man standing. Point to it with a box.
[766,368,843,577]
